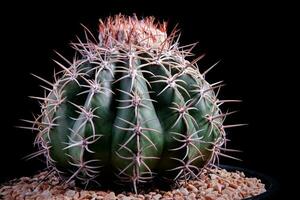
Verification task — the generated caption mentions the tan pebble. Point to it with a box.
[246,181,255,188]
[54,194,65,200]
[117,194,125,198]
[153,193,162,200]
[137,194,145,199]
[144,194,152,200]
[149,191,156,196]
[204,188,213,194]
[204,194,216,200]
[0,185,12,191]
[187,184,198,192]
[173,196,184,200]
[209,174,217,180]
[31,177,39,182]
[73,192,80,199]
[97,196,105,200]
[199,173,206,180]
[65,189,76,197]
[201,183,208,189]
[192,180,202,188]
[51,179,60,185]
[40,190,52,199]
[0,188,12,196]
[104,192,116,200]
[120,196,131,200]
[165,198,174,200]
[89,192,100,200]
[240,172,245,177]
[80,190,91,198]
[213,183,223,193]
[97,191,108,197]
[12,191,20,199]
[223,186,235,193]
[232,173,240,179]
[228,182,238,189]
[187,192,196,200]
[159,191,166,195]
[163,191,172,198]
[179,187,188,196]
[20,177,30,182]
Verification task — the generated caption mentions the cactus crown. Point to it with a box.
[99,15,168,48]
[22,14,242,193]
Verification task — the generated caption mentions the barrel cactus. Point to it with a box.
[23,14,241,192]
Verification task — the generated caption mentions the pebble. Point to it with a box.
[153,193,162,200]
[163,191,173,198]
[213,183,223,193]
[137,194,145,199]
[187,183,198,192]
[179,187,189,196]
[119,195,131,200]
[105,192,116,200]
[65,189,76,197]
[187,192,197,200]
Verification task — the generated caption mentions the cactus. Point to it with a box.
[22,15,242,192]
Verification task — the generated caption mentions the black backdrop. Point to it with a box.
[1,1,293,197]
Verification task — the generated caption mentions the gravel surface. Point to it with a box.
[0,168,265,200]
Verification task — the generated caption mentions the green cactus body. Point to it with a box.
[26,15,235,192]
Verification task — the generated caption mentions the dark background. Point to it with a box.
[1,1,294,197]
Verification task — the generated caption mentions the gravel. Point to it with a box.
[0,168,266,200]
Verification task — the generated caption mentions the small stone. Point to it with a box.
[179,187,189,196]
[209,174,217,180]
[187,184,198,192]
[187,192,196,200]
[240,172,245,177]
[90,193,100,200]
[105,192,116,200]
[117,194,125,198]
[144,194,152,200]
[229,182,238,189]
[97,191,108,197]
[164,191,172,196]
[137,194,145,199]
[40,190,52,199]
[51,179,60,185]
[65,189,76,197]
[20,177,30,182]
[80,191,92,198]
[204,195,215,200]
[74,192,80,199]
[120,196,131,200]
[205,188,214,194]
[213,183,223,193]
[173,193,184,200]
[153,193,162,200]
[149,191,156,196]
[0,187,12,196]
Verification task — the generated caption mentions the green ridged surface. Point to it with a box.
[28,15,230,192]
